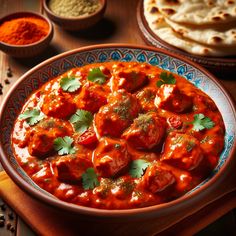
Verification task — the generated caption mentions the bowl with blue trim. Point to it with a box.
[0,44,235,235]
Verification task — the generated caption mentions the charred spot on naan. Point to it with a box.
[150,7,159,14]
[161,8,176,15]
[211,36,223,44]
[227,0,235,5]
[163,0,179,4]
[207,0,214,6]
[211,16,222,21]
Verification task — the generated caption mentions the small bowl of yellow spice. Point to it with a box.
[43,0,107,31]
[0,12,53,58]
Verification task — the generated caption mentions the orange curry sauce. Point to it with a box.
[11,62,225,209]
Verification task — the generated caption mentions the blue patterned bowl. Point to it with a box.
[0,44,235,229]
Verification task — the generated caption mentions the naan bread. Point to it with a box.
[155,0,236,25]
[165,17,236,47]
[144,0,236,56]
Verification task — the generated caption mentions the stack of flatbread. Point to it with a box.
[144,0,236,57]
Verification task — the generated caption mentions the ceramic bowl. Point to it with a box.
[136,0,236,76]
[43,0,107,31]
[0,12,53,58]
[0,44,236,235]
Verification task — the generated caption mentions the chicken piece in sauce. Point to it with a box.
[111,69,147,92]
[93,137,130,178]
[32,162,55,191]
[155,84,193,113]
[136,87,157,112]
[161,133,203,171]
[139,163,175,193]
[74,82,107,113]
[122,112,166,150]
[94,89,140,138]
[200,126,225,156]
[55,154,92,182]
[41,89,76,119]
[28,118,73,158]
[193,94,218,113]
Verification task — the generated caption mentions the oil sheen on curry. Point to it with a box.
[11,62,225,209]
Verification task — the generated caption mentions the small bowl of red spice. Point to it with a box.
[0,12,53,58]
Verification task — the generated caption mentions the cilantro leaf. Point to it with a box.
[69,109,93,133]
[191,113,215,131]
[87,68,107,85]
[186,141,196,152]
[54,136,76,155]
[156,72,176,87]
[60,77,81,92]
[129,159,151,178]
[19,108,44,126]
[82,168,99,190]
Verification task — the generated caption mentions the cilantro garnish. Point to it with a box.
[82,168,99,190]
[186,141,196,152]
[173,135,184,145]
[156,72,176,87]
[129,159,151,178]
[19,108,44,126]
[54,136,76,155]
[60,77,81,92]
[69,109,93,133]
[191,113,215,131]
[200,135,211,144]
[87,68,107,85]
[134,113,154,132]
[114,143,121,149]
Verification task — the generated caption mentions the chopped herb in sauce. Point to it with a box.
[134,113,153,132]
[186,141,196,152]
[19,108,44,126]
[114,143,121,149]
[114,178,135,195]
[200,135,212,143]
[54,136,76,155]
[156,72,176,87]
[191,113,215,131]
[69,109,93,133]
[82,168,99,190]
[173,135,184,145]
[113,98,131,120]
[44,178,51,183]
[87,68,107,85]
[129,159,151,178]
[132,190,143,199]
[40,119,56,129]
[60,76,81,92]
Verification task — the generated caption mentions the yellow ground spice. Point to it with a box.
[0,16,49,45]
[48,0,101,18]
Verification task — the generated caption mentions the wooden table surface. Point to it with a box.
[0,0,236,235]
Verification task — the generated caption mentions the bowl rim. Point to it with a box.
[0,11,53,48]
[137,0,236,64]
[0,43,236,218]
[43,0,106,21]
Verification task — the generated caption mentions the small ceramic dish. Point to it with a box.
[0,12,53,58]
[136,0,236,75]
[0,44,235,235]
[43,0,107,31]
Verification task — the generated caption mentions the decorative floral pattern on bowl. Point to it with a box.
[0,45,235,198]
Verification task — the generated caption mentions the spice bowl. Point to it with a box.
[43,0,107,31]
[0,12,53,58]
